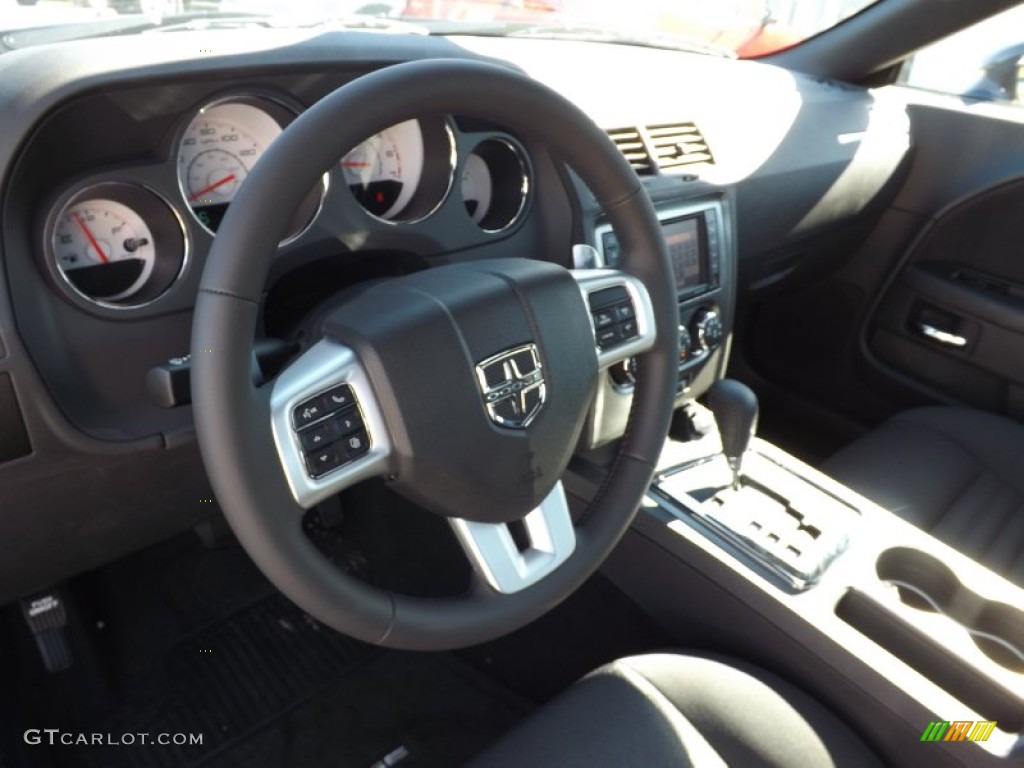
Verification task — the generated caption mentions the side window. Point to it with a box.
[901,5,1024,105]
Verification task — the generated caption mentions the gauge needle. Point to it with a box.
[72,212,108,263]
[188,173,237,201]
[341,161,370,168]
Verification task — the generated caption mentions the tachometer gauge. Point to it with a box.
[44,182,187,309]
[178,101,282,233]
[52,199,156,302]
[341,119,425,220]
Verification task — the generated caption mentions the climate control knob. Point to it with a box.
[691,307,724,354]
[678,325,692,363]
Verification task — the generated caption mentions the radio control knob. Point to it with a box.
[692,307,723,353]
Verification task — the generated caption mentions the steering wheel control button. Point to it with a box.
[596,325,623,349]
[592,308,616,329]
[305,445,344,478]
[293,396,326,428]
[614,302,636,321]
[333,409,363,435]
[299,419,341,452]
[321,384,354,414]
[289,380,372,480]
[586,286,639,351]
[340,429,370,460]
[476,343,546,430]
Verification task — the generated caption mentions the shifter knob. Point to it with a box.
[707,379,759,487]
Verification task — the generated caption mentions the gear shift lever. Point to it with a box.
[707,379,759,489]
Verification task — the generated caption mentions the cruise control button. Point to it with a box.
[592,309,616,329]
[305,445,344,478]
[614,302,635,321]
[321,384,354,414]
[596,325,622,349]
[620,319,638,339]
[299,419,340,452]
[293,396,327,428]
[340,429,370,460]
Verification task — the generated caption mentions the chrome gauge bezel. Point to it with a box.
[176,93,327,244]
[42,181,189,312]
[461,136,531,234]
[341,116,457,225]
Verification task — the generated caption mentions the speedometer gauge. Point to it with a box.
[177,98,325,240]
[178,102,281,232]
[341,119,425,220]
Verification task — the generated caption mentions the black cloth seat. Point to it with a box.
[822,406,1024,587]
[469,654,881,767]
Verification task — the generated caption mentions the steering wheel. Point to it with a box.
[191,59,679,651]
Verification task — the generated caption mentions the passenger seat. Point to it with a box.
[821,407,1024,588]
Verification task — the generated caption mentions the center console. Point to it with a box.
[580,195,735,448]
[568,383,1024,767]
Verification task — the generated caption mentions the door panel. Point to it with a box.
[870,175,1024,419]
[738,94,1024,431]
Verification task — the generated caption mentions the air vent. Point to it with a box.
[606,127,654,176]
[647,122,714,171]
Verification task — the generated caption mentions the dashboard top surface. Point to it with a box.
[0,26,911,439]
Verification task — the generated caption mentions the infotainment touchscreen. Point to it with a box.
[599,212,710,296]
[662,217,703,290]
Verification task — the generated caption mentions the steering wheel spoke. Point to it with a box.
[269,339,392,509]
[572,268,658,370]
[450,482,576,595]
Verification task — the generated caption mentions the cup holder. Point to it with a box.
[876,548,1024,673]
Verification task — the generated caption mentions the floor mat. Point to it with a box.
[36,593,528,768]
[202,652,531,768]
[61,594,374,768]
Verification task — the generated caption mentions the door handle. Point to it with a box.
[915,322,968,349]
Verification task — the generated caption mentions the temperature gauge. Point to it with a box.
[45,183,187,309]
[52,199,156,302]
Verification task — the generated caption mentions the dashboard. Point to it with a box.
[0,28,912,601]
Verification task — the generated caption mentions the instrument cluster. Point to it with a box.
[40,91,533,310]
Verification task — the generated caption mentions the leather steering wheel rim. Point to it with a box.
[191,59,679,651]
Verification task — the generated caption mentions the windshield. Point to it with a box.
[3,0,880,57]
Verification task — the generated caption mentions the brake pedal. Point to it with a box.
[20,591,73,673]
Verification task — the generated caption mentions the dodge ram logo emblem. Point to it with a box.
[476,344,546,429]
